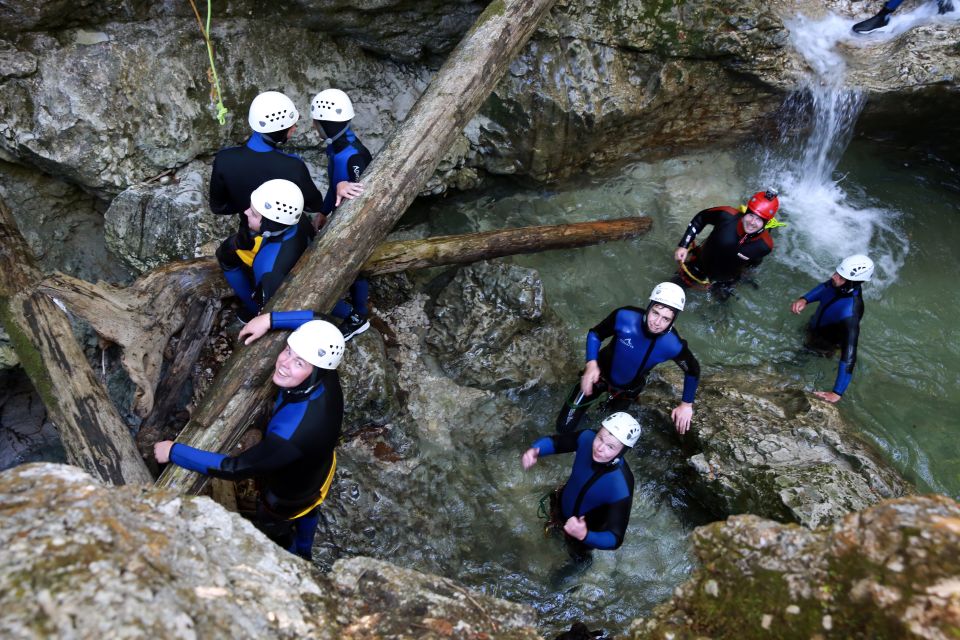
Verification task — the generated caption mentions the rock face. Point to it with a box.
[631,495,960,640]
[0,462,539,639]
[642,368,910,528]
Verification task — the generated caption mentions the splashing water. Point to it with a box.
[760,13,910,290]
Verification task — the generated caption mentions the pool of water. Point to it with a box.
[391,133,959,635]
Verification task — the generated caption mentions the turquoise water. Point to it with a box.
[394,134,959,634]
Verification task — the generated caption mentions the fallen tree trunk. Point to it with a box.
[157,0,558,494]
[0,199,152,486]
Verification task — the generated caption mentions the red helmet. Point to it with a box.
[746,189,779,221]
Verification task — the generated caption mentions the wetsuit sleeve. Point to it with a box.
[678,208,725,249]
[833,316,860,395]
[801,282,829,303]
[583,496,631,550]
[673,340,701,403]
[270,310,318,330]
[531,430,583,456]
[586,310,618,361]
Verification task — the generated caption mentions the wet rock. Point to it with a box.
[0,462,539,639]
[426,261,577,390]
[643,368,910,527]
[631,495,960,639]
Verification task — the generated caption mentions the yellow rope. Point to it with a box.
[187,0,228,125]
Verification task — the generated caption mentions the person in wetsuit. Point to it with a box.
[557,282,700,435]
[673,189,781,294]
[154,319,346,559]
[522,412,641,557]
[790,254,874,404]
[218,179,312,317]
[853,0,954,34]
[211,91,324,319]
[309,88,373,340]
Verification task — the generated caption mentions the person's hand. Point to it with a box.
[521,447,540,470]
[580,361,601,396]
[334,181,364,207]
[238,314,271,345]
[563,516,588,541]
[672,402,694,434]
[154,440,174,464]
[790,298,807,314]
[813,391,842,404]
[312,212,328,231]
[674,247,688,264]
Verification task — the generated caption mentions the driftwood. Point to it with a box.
[157,0,558,494]
[0,199,152,485]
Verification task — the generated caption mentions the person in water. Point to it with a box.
[790,254,874,403]
[556,282,700,435]
[218,179,312,316]
[154,319,345,559]
[673,189,782,295]
[522,412,640,557]
[211,91,324,321]
[853,0,954,34]
[309,88,373,340]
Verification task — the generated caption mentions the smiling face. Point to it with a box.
[646,303,676,335]
[272,345,314,388]
[592,427,625,463]
[742,211,765,234]
[244,204,263,233]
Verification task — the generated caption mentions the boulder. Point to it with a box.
[642,367,911,528]
[0,462,540,639]
[631,495,960,640]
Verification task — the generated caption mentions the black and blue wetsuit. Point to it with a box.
[321,127,373,319]
[677,206,774,286]
[557,306,700,432]
[531,429,635,551]
[169,367,343,558]
[800,280,865,396]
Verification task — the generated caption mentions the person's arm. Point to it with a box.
[581,496,632,550]
[168,432,301,480]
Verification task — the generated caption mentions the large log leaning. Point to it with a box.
[157,0,559,494]
[0,199,152,485]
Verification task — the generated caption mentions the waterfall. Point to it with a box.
[760,13,908,289]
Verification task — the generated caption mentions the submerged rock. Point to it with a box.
[642,368,910,528]
[0,462,539,639]
[631,495,960,639]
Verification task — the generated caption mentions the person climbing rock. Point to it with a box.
[154,320,345,560]
[789,254,873,403]
[209,91,324,289]
[673,188,782,295]
[556,283,700,435]
[309,88,374,340]
[216,179,311,318]
[852,0,955,34]
[522,412,640,557]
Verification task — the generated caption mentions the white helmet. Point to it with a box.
[250,179,304,226]
[601,412,642,449]
[836,254,874,282]
[287,320,345,370]
[649,282,685,312]
[248,91,299,133]
[310,89,355,122]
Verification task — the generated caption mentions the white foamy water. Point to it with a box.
[760,12,912,291]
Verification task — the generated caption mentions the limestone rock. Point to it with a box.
[0,462,539,639]
[631,495,960,639]
[643,367,910,527]
[426,261,577,390]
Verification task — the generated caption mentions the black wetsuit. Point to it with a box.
[800,280,865,396]
[677,206,774,285]
[169,368,343,557]
[557,306,700,432]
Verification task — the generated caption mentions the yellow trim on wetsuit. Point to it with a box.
[236,235,263,267]
[288,452,337,520]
